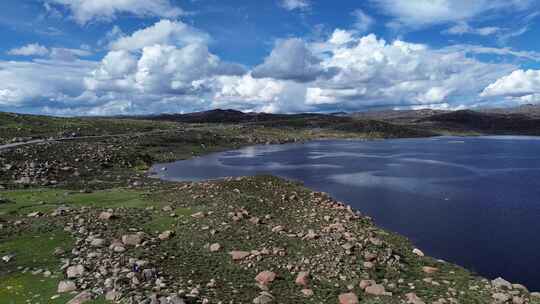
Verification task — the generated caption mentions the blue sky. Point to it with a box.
[1,0,540,115]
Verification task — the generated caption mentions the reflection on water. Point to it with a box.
[152,136,540,290]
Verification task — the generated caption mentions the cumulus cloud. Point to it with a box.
[252,38,337,82]
[0,21,529,115]
[7,44,50,56]
[110,20,209,51]
[85,20,244,104]
[46,0,183,24]
[0,59,96,108]
[481,70,540,98]
[279,0,311,11]
[371,0,531,28]
[303,32,515,109]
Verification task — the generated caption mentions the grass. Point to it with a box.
[0,229,76,304]
[0,188,154,216]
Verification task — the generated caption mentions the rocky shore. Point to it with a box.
[1,121,539,303]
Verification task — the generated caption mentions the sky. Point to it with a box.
[1,0,540,116]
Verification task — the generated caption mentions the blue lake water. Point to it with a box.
[152,136,540,290]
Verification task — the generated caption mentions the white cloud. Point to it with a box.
[7,43,92,61]
[279,0,311,11]
[328,29,355,45]
[443,45,540,61]
[303,32,515,109]
[85,20,245,104]
[352,9,374,33]
[0,59,96,107]
[110,20,209,51]
[46,0,183,25]
[445,22,500,36]
[0,21,528,115]
[252,38,337,82]
[371,0,532,27]
[481,69,540,98]
[214,74,307,113]
[7,44,50,56]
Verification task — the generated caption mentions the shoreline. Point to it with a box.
[146,136,540,292]
[2,131,540,303]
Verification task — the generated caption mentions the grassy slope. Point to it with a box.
[0,112,177,145]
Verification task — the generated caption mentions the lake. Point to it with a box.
[151,136,540,290]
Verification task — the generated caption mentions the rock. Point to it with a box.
[512,296,524,304]
[365,284,388,296]
[168,295,186,304]
[142,268,157,281]
[301,289,314,297]
[492,293,511,303]
[67,291,92,304]
[359,279,375,290]
[2,254,14,263]
[105,290,122,301]
[338,293,359,304]
[271,225,284,233]
[303,230,318,240]
[162,205,173,212]
[191,212,205,219]
[364,252,377,261]
[58,280,77,293]
[531,292,540,299]
[413,248,425,257]
[253,293,273,304]
[255,271,277,286]
[422,266,439,274]
[230,251,250,261]
[66,265,85,278]
[122,234,142,246]
[98,211,114,220]
[405,293,426,304]
[209,243,221,252]
[295,271,310,287]
[53,247,65,256]
[27,211,42,218]
[158,230,174,241]
[90,238,106,247]
[492,277,513,290]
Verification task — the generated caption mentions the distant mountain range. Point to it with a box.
[134,105,540,136]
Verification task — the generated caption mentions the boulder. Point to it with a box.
[422,266,439,274]
[338,293,359,304]
[253,293,273,304]
[209,243,221,252]
[492,277,512,290]
[405,293,426,304]
[412,248,425,257]
[98,212,114,220]
[230,251,250,261]
[359,279,375,290]
[122,234,142,246]
[58,280,77,293]
[255,271,277,286]
[295,271,310,287]
[365,284,387,296]
[158,230,174,241]
[67,291,92,304]
[66,265,85,278]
